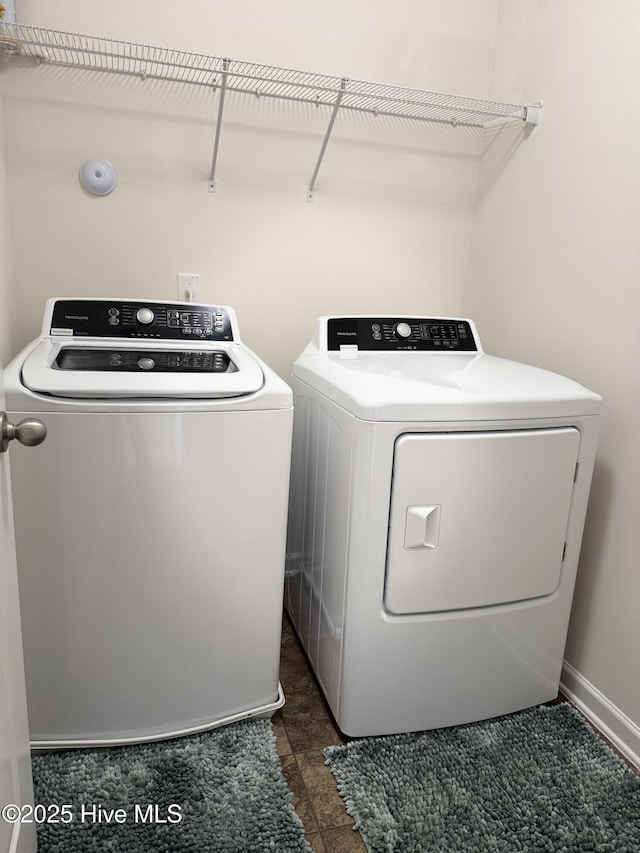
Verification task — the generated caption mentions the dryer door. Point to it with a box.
[384,428,580,614]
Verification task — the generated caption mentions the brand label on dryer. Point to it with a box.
[51,328,74,336]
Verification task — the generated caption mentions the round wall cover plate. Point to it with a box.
[78,158,117,196]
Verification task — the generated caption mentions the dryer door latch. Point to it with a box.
[404,505,441,550]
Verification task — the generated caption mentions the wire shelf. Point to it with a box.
[0,23,530,126]
[0,23,540,197]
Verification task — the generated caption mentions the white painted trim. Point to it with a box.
[9,814,37,853]
[561,661,640,770]
[10,821,21,853]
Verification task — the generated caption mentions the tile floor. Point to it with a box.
[273,616,365,853]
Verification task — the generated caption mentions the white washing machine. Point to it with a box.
[285,315,602,737]
[4,298,293,748]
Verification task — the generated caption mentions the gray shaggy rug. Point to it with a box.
[324,703,640,852]
[32,719,311,852]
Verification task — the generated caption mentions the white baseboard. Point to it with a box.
[11,820,37,853]
[561,661,640,770]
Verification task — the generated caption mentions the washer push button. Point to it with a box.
[136,308,155,326]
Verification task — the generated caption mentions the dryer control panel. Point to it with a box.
[326,317,478,352]
[46,299,235,342]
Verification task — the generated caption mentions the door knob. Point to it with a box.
[0,411,47,453]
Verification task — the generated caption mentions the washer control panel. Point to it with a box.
[48,300,234,342]
[53,348,236,373]
[326,317,478,352]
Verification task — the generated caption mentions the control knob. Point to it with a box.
[136,307,155,325]
[138,357,155,371]
[394,322,412,339]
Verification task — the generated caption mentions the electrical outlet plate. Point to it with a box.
[177,273,200,303]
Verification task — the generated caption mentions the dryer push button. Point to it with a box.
[395,322,413,339]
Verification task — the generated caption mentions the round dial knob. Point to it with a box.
[136,307,155,325]
[395,322,412,339]
[137,357,155,371]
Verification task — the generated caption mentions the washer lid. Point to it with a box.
[21,340,264,398]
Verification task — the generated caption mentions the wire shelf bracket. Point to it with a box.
[208,58,229,193]
[524,102,543,125]
[0,24,542,198]
[307,77,346,202]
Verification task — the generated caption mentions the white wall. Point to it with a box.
[464,0,640,740]
[1,0,499,376]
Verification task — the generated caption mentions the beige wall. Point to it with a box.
[0,102,17,366]
[464,0,640,730]
[2,0,499,376]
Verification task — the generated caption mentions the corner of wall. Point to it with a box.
[561,661,640,770]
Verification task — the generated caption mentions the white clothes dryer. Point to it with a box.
[5,298,293,748]
[285,315,602,737]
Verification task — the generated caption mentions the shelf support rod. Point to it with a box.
[307,78,347,202]
[208,58,229,193]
